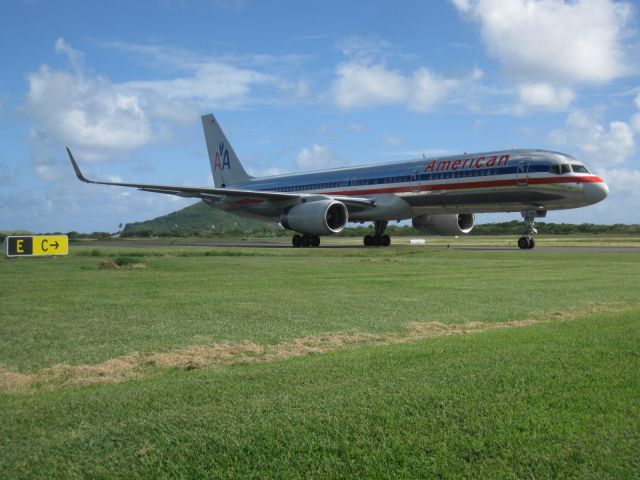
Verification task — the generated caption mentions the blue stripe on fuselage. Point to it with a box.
[232,149,575,193]
[245,163,551,193]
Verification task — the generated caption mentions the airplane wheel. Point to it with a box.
[364,235,372,247]
[382,235,391,247]
[517,237,529,249]
[311,235,320,248]
[292,234,302,248]
[528,238,536,249]
[301,235,312,248]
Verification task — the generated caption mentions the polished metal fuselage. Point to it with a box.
[206,149,607,223]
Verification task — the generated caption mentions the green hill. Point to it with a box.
[121,201,278,237]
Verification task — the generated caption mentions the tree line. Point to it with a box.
[3,222,639,243]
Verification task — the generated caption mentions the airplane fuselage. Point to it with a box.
[210,148,608,223]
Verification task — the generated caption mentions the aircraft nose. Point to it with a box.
[583,181,609,205]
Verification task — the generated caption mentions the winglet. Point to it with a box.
[66,147,93,183]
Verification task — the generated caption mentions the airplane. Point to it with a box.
[67,113,609,249]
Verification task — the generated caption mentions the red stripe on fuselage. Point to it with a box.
[322,175,604,197]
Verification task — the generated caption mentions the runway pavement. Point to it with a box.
[73,239,640,253]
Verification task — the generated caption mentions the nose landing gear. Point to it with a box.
[518,209,544,249]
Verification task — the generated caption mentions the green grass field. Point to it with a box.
[1,243,639,478]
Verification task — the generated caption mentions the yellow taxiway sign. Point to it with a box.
[5,235,69,257]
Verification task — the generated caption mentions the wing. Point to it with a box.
[67,148,376,209]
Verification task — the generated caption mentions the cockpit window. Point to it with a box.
[561,164,572,174]
[548,165,560,174]
[571,164,589,173]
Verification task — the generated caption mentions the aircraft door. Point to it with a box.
[411,170,420,193]
[517,160,529,186]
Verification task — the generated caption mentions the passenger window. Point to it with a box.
[561,164,571,174]
[549,165,560,174]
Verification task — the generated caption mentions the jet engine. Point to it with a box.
[280,200,348,235]
[412,213,475,235]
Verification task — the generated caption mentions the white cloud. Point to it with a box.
[411,68,464,112]
[296,144,341,169]
[592,168,640,221]
[452,0,633,112]
[549,110,635,167]
[20,38,304,168]
[452,0,632,85]
[332,63,408,109]
[332,62,477,111]
[517,83,575,111]
[21,40,156,163]
[54,38,83,70]
[106,42,308,109]
[331,35,485,112]
[336,36,395,64]
[23,66,153,160]
[120,62,274,112]
[451,0,471,12]
[600,168,640,194]
[632,94,640,132]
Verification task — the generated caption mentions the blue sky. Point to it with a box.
[1,0,639,233]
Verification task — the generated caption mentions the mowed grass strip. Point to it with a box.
[1,311,638,479]
[1,247,639,372]
[0,302,627,393]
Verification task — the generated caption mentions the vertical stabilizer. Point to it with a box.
[201,114,252,187]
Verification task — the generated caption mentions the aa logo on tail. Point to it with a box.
[214,143,231,171]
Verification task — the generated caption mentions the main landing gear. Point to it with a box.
[364,220,391,247]
[517,210,542,249]
[292,234,320,248]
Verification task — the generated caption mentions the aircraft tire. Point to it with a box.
[292,234,302,248]
[528,238,536,249]
[518,237,530,249]
[364,235,373,247]
[382,235,391,247]
[311,235,320,248]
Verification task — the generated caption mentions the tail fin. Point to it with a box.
[201,114,253,187]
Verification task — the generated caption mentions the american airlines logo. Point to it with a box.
[213,143,231,171]
[424,154,509,173]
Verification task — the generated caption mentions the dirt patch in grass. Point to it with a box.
[359,258,400,264]
[545,302,626,319]
[99,259,148,269]
[0,302,630,394]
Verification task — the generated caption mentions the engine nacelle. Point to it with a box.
[280,200,348,235]
[412,213,475,235]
